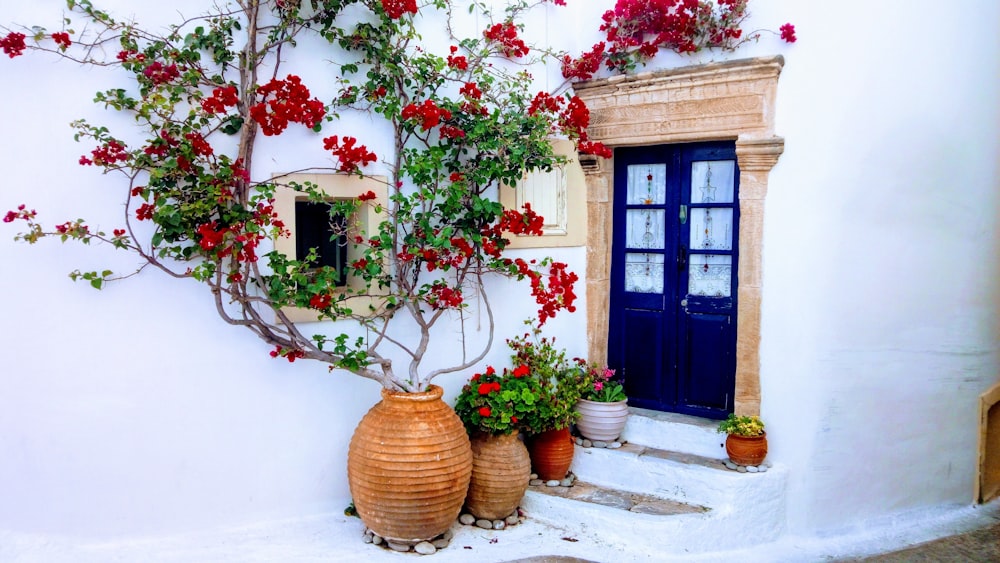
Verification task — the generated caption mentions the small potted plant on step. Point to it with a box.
[718,414,768,466]
[454,365,542,521]
[571,362,628,442]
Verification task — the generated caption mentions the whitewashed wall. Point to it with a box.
[0,0,998,541]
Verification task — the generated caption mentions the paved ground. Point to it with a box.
[846,519,1000,562]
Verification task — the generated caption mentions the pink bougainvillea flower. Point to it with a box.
[779,23,796,43]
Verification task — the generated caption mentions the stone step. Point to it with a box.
[618,407,727,459]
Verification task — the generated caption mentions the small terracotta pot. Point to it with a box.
[725,432,768,466]
[574,399,629,442]
[527,427,575,480]
[347,385,472,542]
[465,431,531,520]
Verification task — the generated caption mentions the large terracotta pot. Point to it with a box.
[465,431,531,520]
[574,399,629,442]
[348,385,472,542]
[527,427,575,480]
[725,432,768,466]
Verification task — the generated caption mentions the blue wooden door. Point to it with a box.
[608,142,739,420]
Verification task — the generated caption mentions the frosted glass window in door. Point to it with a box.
[689,208,733,250]
[690,160,735,204]
[626,164,666,205]
[688,254,732,297]
[626,209,665,249]
[625,253,664,294]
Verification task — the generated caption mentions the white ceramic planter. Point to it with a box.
[574,399,629,442]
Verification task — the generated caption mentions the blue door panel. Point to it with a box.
[680,312,732,411]
[621,308,665,407]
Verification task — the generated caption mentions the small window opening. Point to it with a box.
[295,200,348,287]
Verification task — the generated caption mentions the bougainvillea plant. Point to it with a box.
[561,0,796,79]
[1,0,600,392]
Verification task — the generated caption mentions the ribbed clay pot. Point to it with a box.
[527,427,575,480]
[725,432,768,466]
[574,399,629,442]
[348,385,472,542]
[465,431,531,520]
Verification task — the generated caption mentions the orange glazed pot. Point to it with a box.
[527,427,575,481]
[348,385,472,542]
[465,431,531,520]
[725,432,768,466]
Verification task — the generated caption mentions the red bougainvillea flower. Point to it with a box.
[201,85,239,114]
[250,75,326,136]
[478,406,492,417]
[381,0,417,19]
[0,32,26,58]
[309,293,332,309]
[447,46,468,70]
[323,135,376,172]
[51,32,71,50]
[357,190,377,202]
[779,23,796,43]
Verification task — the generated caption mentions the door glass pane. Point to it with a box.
[688,254,732,297]
[691,160,735,204]
[689,208,733,250]
[627,164,666,205]
[625,253,664,294]
[626,209,665,249]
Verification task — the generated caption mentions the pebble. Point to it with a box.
[459,513,476,525]
[493,520,506,530]
[737,466,747,473]
[432,537,451,549]
[747,465,759,473]
[575,437,584,445]
[529,479,543,486]
[387,541,411,552]
[560,477,574,487]
[414,542,437,555]
[758,465,768,473]
[592,440,608,448]
[582,439,592,448]
[505,514,520,526]
[475,519,493,529]
[372,534,384,545]
[609,441,622,449]
[442,529,454,541]
[530,473,538,480]
[724,461,738,470]
[545,479,561,487]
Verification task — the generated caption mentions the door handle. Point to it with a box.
[678,246,687,270]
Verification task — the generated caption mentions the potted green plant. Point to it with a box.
[0,0,603,546]
[571,362,629,442]
[717,414,768,466]
[506,320,581,480]
[453,365,542,520]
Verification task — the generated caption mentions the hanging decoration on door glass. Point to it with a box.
[625,164,667,294]
[689,255,732,297]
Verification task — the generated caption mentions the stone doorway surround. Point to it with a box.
[574,56,785,416]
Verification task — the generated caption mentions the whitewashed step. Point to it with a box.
[570,442,782,509]
[618,407,727,459]
[523,453,788,552]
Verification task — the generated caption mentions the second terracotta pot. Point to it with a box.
[465,431,531,520]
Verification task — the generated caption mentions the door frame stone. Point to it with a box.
[574,56,786,416]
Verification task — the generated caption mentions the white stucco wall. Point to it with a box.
[0,0,997,542]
